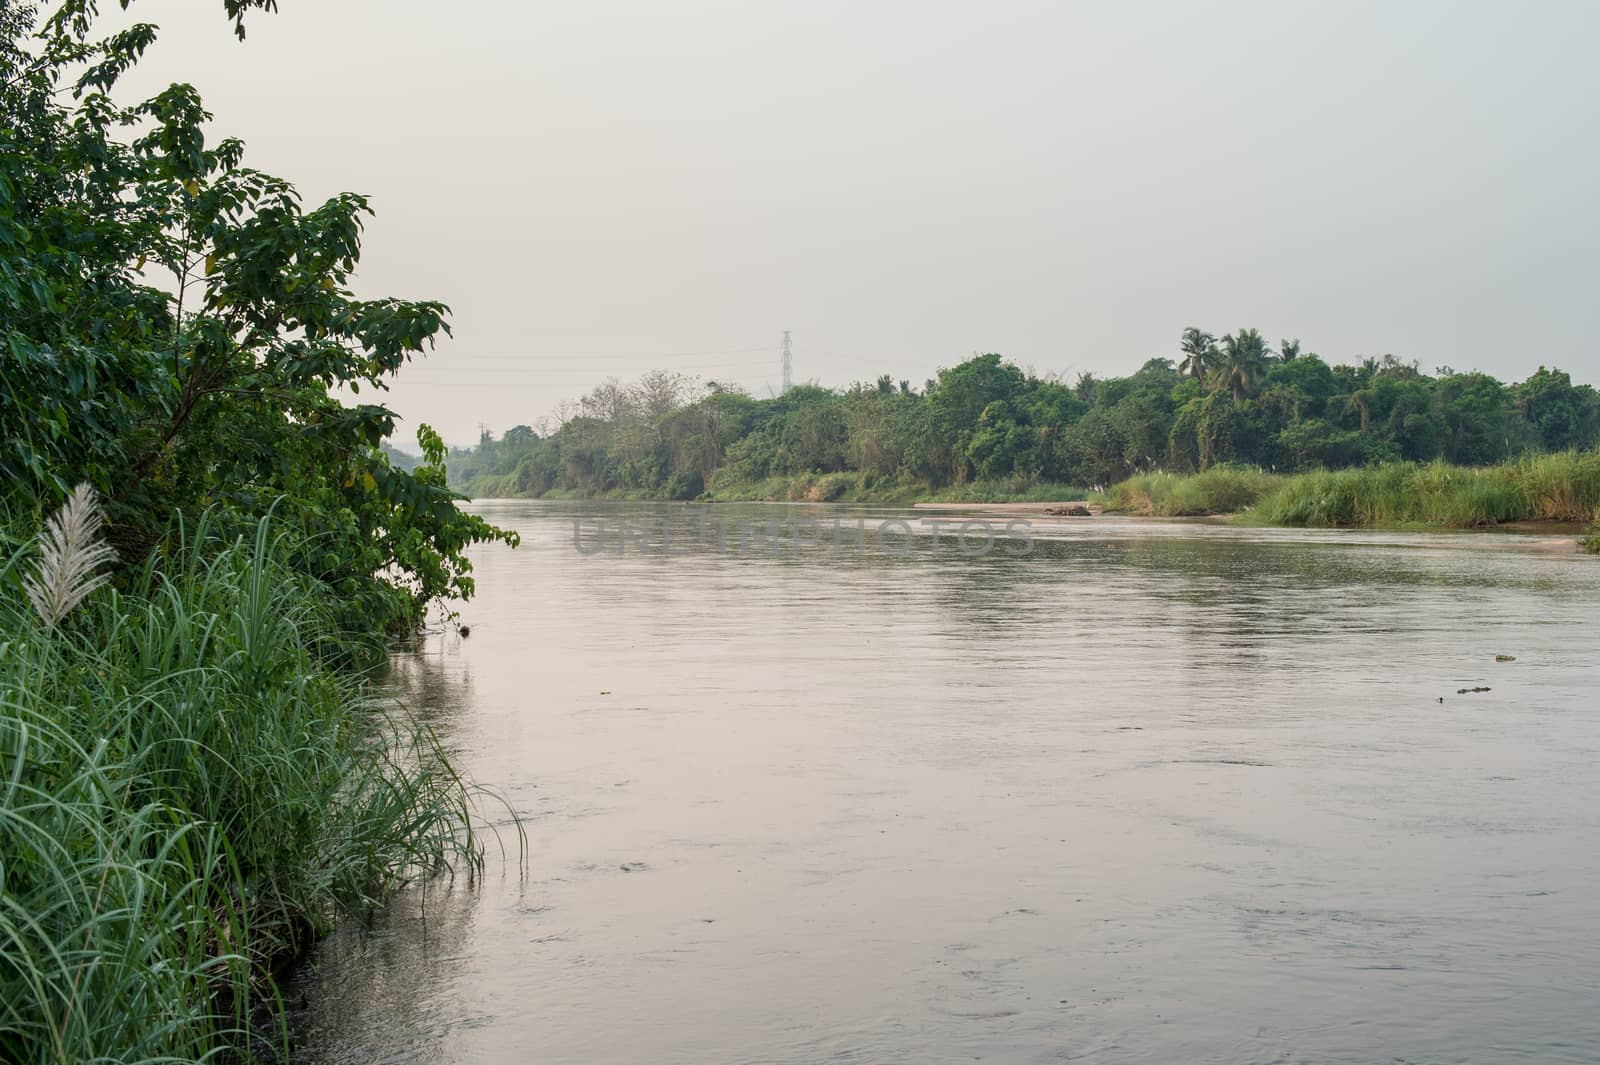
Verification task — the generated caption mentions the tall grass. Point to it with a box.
[1,505,496,1063]
[1254,452,1600,528]
[1101,466,1284,516]
[1101,451,1600,530]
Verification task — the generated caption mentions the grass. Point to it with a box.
[1101,451,1600,531]
[919,477,1089,504]
[0,504,500,1063]
[1100,466,1284,517]
[1254,452,1600,528]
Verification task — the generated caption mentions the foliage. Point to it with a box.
[1,0,514,636]
[451,329,1600,503]
[0,507,491,1063]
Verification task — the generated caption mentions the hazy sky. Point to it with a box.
[120,0,1600,445]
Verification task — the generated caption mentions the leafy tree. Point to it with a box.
[1434,371,1518,465]
[1515,366,1599,452]
[928,353,1026,481]
[1,0,515,634]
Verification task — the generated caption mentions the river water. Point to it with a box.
[289,502,1600,1065]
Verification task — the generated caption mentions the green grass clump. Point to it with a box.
[1102,466,1282,516]
[1252,452,1600,528]
[1510,449,1600,520]
[921,477,1088,504]
[1102,451,1600,530]
[1253,464,1417,526]
[0,508,495,1063]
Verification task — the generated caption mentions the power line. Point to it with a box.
[428,345,779,362]
[416,358,777,371]
[396,362,776,379]
[781,330,793,394]
[387,377,778,389]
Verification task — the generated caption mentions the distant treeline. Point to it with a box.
[445,328,1600,500]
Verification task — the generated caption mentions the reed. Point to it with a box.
[0,503,497,1063]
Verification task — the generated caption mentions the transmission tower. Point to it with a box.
[781,330,793,394]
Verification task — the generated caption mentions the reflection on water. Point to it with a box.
[290,503,1600,1064]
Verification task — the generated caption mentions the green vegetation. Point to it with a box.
[1100,452,1600,531]
[3,2,519,1060]
[2,496,489,1062]
[2,0,514,641]
[452,338,1600,507]
[1101,466,1284,517]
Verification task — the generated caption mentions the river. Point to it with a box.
[288,501,1600,1064]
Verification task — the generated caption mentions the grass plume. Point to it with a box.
[23,483,117,628]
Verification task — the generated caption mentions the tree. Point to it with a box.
[1514,367,1600,452]
[1178,327,1216,381]
[438,336,1600,499]
[1,0,515,634]
[928,354,1026,482]
[1434,371,1519,465]
[1213,328,1271,401]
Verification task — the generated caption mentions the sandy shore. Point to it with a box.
[910,501,1586,552]
[911,500,1105,515]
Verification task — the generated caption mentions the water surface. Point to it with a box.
[290,502,1600,1064]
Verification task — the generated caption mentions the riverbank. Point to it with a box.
[463,454,1600,554]
[514,472,1090,506]
[0,504,487,1062]
[908,500,1586,552]
[471,460,1600,553]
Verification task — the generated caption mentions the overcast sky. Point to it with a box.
[120,0,1600,446]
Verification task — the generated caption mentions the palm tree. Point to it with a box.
[1279,338,1301,362]
[1074,371,1098,403]
[1215,328,1270,401]
[1178,327,1216,381]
